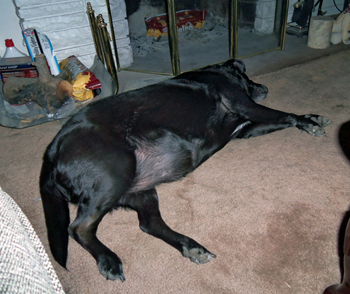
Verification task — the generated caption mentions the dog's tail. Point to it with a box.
[40,150,70,269]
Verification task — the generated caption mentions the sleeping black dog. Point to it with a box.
[40,59,330,282]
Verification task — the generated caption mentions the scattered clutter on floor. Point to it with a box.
[0,28,116,129]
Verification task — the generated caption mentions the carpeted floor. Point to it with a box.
[1,50,350,294]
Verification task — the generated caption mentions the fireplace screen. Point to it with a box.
[122,0,287,75]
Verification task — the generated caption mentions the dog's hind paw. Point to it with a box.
[97,254,126,282]
[182,246,216,264]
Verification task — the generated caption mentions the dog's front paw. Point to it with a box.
[298,115,331,137]
[307,115,331,128]
[97,254,125,282]
[182,246,216,264]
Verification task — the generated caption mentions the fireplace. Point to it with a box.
[122,0,288,75]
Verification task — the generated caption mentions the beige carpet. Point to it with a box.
[1,51,350,294]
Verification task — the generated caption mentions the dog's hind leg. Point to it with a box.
[69,199,126,281]
[67,147,136,282]
[123,189,216,264]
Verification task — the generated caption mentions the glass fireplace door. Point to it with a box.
[175,0,231,73]
[235,0,288,59]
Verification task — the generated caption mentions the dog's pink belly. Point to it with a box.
[127,133,206,193]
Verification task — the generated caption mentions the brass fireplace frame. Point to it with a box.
[106,0,289,76]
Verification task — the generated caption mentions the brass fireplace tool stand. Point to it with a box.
[86,2,119,93]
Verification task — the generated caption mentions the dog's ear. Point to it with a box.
[232,60,246,73]
[222,59,246,73]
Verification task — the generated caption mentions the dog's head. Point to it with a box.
[221,59,268,102]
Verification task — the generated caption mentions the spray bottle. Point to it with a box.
[3,39,27,58]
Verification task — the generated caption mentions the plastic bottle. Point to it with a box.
[3,39,27,58]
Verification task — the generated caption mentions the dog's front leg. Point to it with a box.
[235,100,331,138]
[237,115,331,138]
[236,122,294,139]
[124,189,216,264]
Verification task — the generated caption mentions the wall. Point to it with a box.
[0,0,27,57]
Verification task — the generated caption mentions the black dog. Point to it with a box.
[40,59,330,282]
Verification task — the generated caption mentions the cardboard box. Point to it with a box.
[0,56,38,83]
[23,28,60,76]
